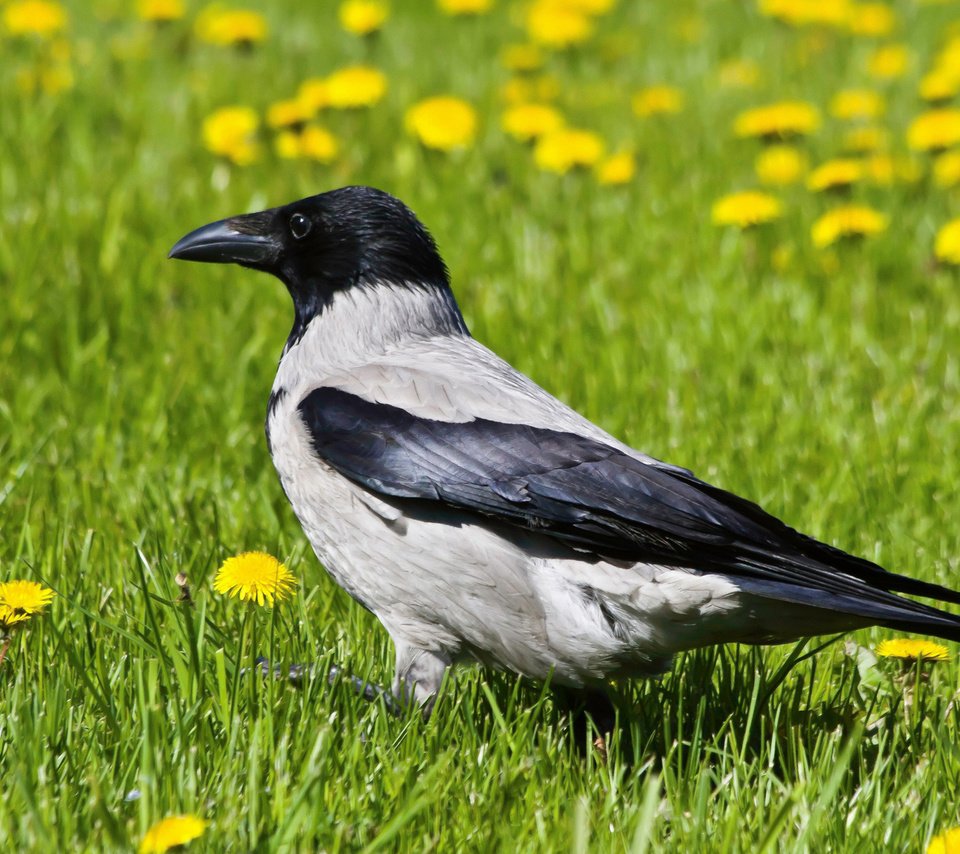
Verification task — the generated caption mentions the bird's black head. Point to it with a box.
[169,186,455,331]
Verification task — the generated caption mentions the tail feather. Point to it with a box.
[805,551,960,640]
[878,615,960,643]
[800,535,960,608]
[739,573,960,643]
[875,572,960,609]
[671,469,960,634]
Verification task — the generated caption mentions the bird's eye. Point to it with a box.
[289,213,311,240]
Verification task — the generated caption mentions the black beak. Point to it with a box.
[168,217,280,267]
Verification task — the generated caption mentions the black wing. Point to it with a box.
[298,387,960,639]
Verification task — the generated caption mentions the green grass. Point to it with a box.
[2,0,960,850]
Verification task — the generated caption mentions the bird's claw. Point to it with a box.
[250,657,402,715]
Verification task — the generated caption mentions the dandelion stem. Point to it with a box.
[245,604,258,711]
[229,607,251,725]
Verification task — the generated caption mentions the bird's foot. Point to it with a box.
[251,657,402,716]
[552,686,620,759]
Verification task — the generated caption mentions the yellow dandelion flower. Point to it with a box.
[734,101,820,140]
[632,86,684,118]
[830,89,884,121]
[339,0,388,35]
[560,0,616,13]
[526,1,593,48]
[811,205,887,247]
[862,153,894,185]
[596,152,635,185]
[195,7,267,47]
[807,158,863,192]
[500,43,544,73]
[437,0,493,14]
[759,0,851,27]
[202,106,260,166]
[297,78,330,114]
[274,126,339,162]
[137,0,185,22]
[266,98,311,130]
[876,638,950,661]
[139,815,207,854]
[0,580,55,627]
[755,144,806,186]
[928,827,960,854]
[4,1,67,37]
[406,96,477,151]
[939,32,960,57]
[757,0,789,23]
[718,58,761,89]
[907,108,960,151]
[18,61,74,95]
[275,130,301,160]
[934,150,960,187]
[862,153,921,185]
[500,75,560,104]
[920,70,960,103]
[533,128,604,173]
[935,219,960,264]
[214,552,296,606]
[846,2,896,37]
[500,79,529,104]
[938,42,960,79]
[300,126,339,162]
[867,43,910,79]
[842,125,888,153]
[325,65,387,108]
[711,191,783,228]
[502,103,564,141]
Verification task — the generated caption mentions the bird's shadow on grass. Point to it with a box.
[601,638,932,780]
[458,636,936,784]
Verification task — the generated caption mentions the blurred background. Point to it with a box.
[3,0,960,849]
[4,0,960,571]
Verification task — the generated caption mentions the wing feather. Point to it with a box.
[298,386,960,638]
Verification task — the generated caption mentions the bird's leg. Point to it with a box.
[553,686,619,757]
[392,643,450,719]
[251,645,449,719]
[252,657,401,715]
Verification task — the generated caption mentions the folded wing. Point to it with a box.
[299,386,960,640]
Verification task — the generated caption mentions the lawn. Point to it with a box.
[2,0,960,850]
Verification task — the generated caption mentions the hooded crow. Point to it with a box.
[170,186,960,712]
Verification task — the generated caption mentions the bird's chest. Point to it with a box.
[265,382,404,609]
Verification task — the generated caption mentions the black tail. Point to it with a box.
[869,575,960,642]
[796,536,960,641]
[671,472,960,643]
[739,555,960,643]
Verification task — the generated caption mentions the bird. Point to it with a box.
[169,186,960,718]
